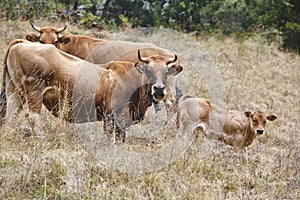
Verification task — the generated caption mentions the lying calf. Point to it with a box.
[176,95,277,160]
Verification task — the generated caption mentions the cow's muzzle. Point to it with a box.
[152,84,166,101]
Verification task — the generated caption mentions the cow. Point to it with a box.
[26,24,183,115]
[0,39,182,142]
[26,23,67,47]
[176,95,277,160]
[26,23,179,63]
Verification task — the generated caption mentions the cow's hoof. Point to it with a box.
[115,132,126,143]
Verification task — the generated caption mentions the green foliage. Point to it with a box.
[0,0,57,20]
[0,0,299,52]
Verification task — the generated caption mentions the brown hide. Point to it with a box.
[176,96,277,159]
[25,25,183,117]
[27,23,66,47]
[58,35,182,72]
[26,24,181,68]
[0,40,180,141]
[0,41,147,132]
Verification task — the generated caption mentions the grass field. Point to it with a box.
[0,20,299,199]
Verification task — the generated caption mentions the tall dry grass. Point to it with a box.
[0,20,299,199]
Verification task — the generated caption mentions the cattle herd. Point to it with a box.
[0,23,277,160]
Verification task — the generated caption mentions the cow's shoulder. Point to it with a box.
[106,61,135,74]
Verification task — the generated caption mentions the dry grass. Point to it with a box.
[0,20,299,199]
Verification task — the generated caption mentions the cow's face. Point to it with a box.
[135,50,183,101]
[244,110,277,135]
[25,23,66,48]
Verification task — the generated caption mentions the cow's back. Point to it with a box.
[223,110,249,135]
[86,40,177,64]
[10,43,85,80]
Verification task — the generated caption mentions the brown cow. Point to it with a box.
[0,39,181,142]
[26,24,183,114]
[26,23,179,65]
[26,23,67,47]
[176,95,277,160]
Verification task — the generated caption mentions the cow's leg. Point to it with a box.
[192,123,208,140]
[26,97,43,136]
[232,134,248,161]
[115,127,126,143]
[205,129,224,141]
[103,120,125,144]
[6,89,24,126]
[5,78,26,125]
[103,115,120,144]
[113,121,126,144]
[23,78,45,136]
[103,115,115,135]
[163,99,176,128]
[111,107,129,143]
[235,147,248,162]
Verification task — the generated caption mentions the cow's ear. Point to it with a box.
[59,36,70,44]
[167,65,183,76]
[135,63,144,74]
[267,114,277,121]
[244,111,252,118]
[26,33,39,42]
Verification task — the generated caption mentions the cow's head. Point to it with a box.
[135,50,183,101]
[244,110,277,135]
[25,23,67,48]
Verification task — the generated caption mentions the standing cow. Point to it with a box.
[26,23,67,47]
[0,39,182,142]
[176,95,277,160]
[26,23,183,116]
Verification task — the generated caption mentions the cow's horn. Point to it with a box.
[167,54,177,65]
[31,22,41,32]
[56,25,67,33]
[138,50,149,63]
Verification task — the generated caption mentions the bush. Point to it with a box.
[0,0,299,52]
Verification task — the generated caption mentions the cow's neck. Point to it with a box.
[242,120,256,147]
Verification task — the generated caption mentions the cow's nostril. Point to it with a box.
[257,129,264,134]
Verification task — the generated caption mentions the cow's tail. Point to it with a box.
[0,39,25,126]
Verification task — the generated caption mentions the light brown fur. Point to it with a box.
[0,40,181,142]
[25,24,183,119]
[176,96,277,160]
[26,23,66,47]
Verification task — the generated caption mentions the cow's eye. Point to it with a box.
[252,119,257,123]
[39,39,44,44]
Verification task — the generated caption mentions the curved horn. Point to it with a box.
[138,50,149,63]
[56,25,67,33]
[31,22,41,32]
[167,54,177,65]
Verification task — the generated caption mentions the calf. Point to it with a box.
[176,95,277,160]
